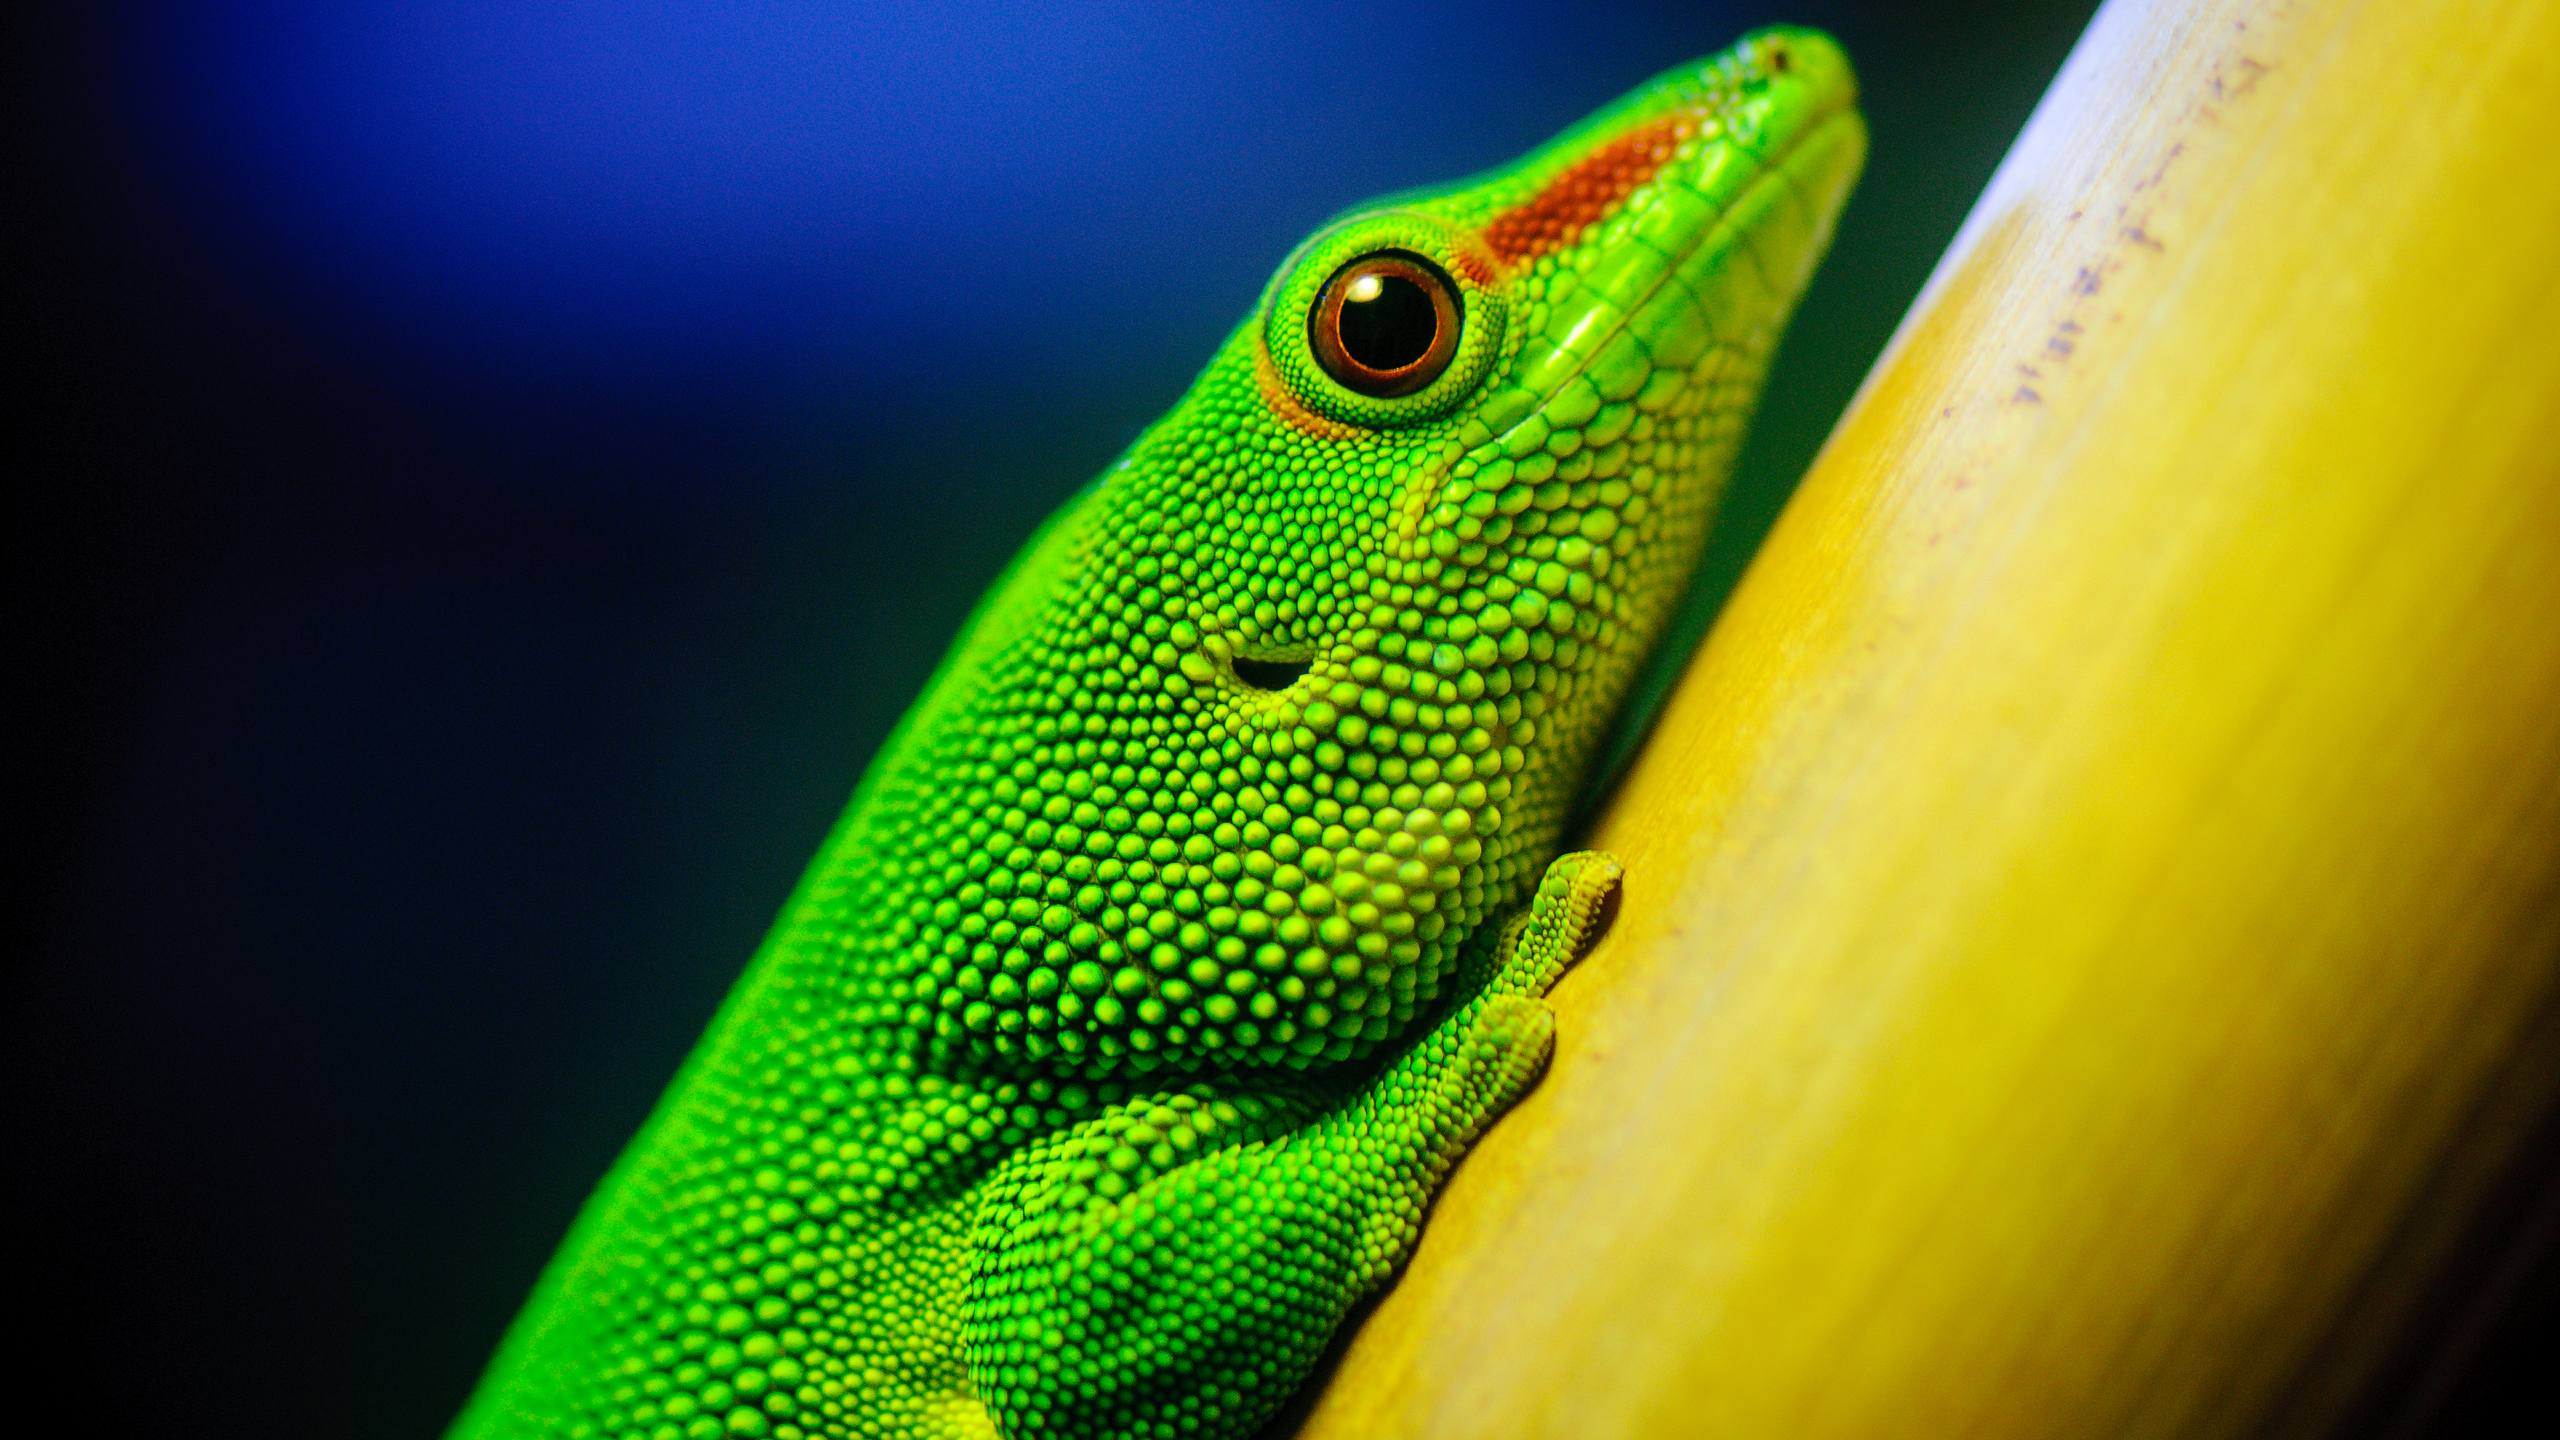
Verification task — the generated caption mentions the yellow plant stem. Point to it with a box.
[1295,0,2560,1434]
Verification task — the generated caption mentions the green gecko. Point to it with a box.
[456,27,1861,1440]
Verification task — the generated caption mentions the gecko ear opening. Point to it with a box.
[1232,656,1313,691]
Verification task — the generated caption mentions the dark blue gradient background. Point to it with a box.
[86,2,2556,1435]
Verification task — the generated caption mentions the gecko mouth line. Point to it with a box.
[1486,101,1861,457]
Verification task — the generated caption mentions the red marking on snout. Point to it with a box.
[1482,113,1695,264]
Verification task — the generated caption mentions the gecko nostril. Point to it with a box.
[1232,656,1313,691]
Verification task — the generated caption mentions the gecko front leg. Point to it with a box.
[956,852,1623,1440]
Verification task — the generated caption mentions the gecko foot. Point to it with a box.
[1486,849,1625,1000]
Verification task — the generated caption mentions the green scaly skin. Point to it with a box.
[456,28,1861,1440]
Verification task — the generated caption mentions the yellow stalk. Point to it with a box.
[1294,0,2560,1434]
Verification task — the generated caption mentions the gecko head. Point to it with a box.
[1256,26,1863,448]
[906,30,1860,1076]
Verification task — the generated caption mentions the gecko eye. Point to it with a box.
[1310,251,1462,397]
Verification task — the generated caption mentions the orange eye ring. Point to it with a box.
[1308,250,1463,398]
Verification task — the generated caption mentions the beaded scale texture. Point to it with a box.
[455,28,1863,1440]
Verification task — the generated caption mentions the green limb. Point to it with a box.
[956,851,1625,1440]
[1474,848,1625,1000]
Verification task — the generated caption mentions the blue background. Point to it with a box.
[34,2,2532,1436]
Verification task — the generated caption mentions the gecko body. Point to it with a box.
[457,29,1863,1439]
